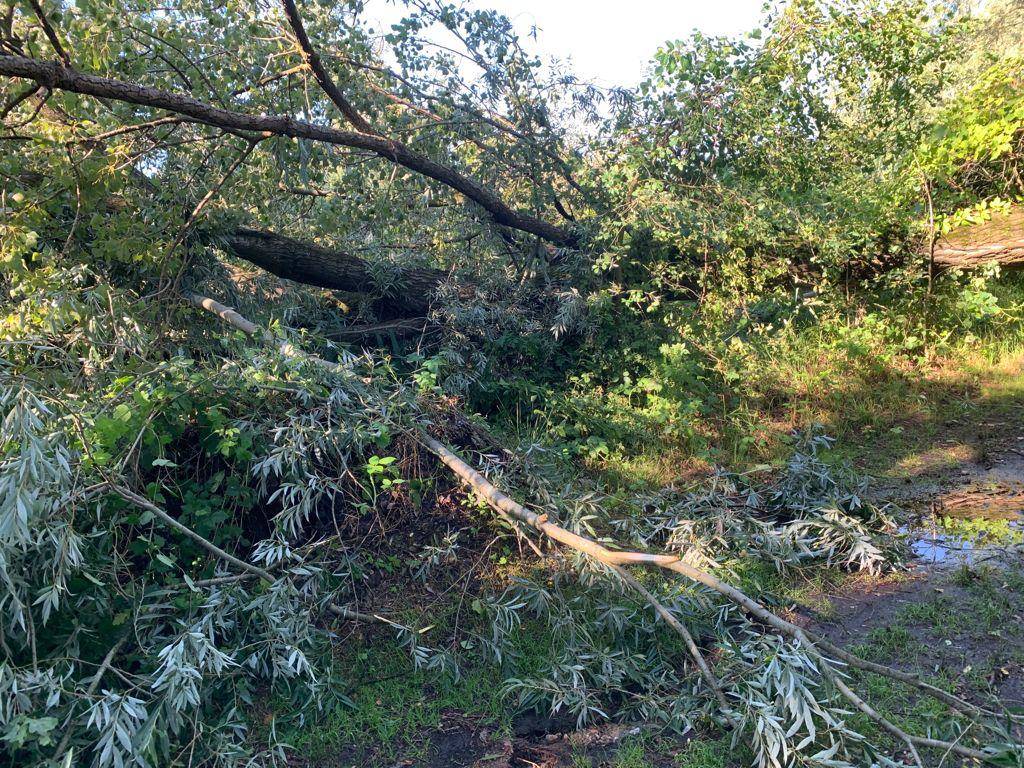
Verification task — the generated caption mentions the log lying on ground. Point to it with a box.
[218,228,445,319]
[933,207,1024,269]
[185,290,1014,764]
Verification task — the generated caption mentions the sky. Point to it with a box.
[366,0,769,88]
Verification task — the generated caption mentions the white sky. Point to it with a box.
[366,0,769,88]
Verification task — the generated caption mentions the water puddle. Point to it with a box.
[905,487,1024,566]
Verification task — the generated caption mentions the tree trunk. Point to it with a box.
[933,207,1024,269]
[219,228,445,319]
[933,240,1024,269]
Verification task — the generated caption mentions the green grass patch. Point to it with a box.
[673,735,739,768]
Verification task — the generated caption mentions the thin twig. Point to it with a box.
[110,482,380,625]
[53,634,129,760]
[609,563,734,720]
[110,483,274,581]
[0,81,39,119]
[279,0,378,135]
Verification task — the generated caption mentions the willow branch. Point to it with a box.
[279,0,377,135]
[0,53,578,246]
[421,434,1006,763]
[110,483,378,624]
[53,634,129,761]
[609,562,733,718]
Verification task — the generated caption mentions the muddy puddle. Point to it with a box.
[889,445,1024,567]
[905,485,1024,566]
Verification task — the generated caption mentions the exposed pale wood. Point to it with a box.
[421,434,999,761]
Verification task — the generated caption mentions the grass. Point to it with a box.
[593,278,1024,484]
[837,564,1024,758]
[734,330,1024,477]
[610,735,649,768]
[280,561,1024,765]
[673,737,735,768]
[730,558,846,619]
[277,643,510,763]
[860,625,919,660]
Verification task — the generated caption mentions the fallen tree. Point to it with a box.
[185,288,1019,766]
[933,207,1024,269]
[5,4,1024,765]
[217,228,446,319]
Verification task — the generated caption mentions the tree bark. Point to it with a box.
[279,0,379,136]
[218,228,445,319]
[933,240,1024,269]
[0,53,579,247]
[932,207,1024,269]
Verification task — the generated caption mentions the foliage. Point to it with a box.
[0,262,428,766]
[2,0,1024,765]
[591,0,962,315]
[923,55,1024,217]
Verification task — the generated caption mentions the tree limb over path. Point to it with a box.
[0,53,579,247]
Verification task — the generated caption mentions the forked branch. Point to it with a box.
[279,0,378,135]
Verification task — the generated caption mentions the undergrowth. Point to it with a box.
[2,1,1024,766]
[496,272,1024,484]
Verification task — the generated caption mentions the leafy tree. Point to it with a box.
[1,1,1023,766]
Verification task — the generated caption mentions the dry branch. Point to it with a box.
[421,435,1001,762]
[933,239,1024,268]
[933,207,1024,269]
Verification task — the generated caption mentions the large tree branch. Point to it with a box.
[421,435,1002,762]
[280,0,378,135]
[932,206,1024,270]
[0,53,579,247]
[933,239,1024,269]
[218,227,445,319]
